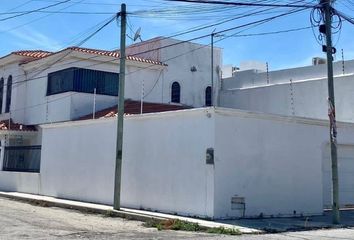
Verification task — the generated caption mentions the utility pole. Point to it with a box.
[113,3,126,210]
[211,33,214,106]
[321,0,340,224]
[93,88,96,119]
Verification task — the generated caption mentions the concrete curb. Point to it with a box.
[0,192,166,223]
[0,192,262,234]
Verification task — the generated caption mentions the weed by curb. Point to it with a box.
[143,219,241,235]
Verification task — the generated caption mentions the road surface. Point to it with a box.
[0,197,354,239]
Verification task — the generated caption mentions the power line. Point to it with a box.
[1,7,306,114]
[0,2,306,101]
[0,10,116,16]
[221,25,312,37]
[0,0,71,21]
[31,0,162,7]
[127,7,308,58]
[6,0,35,11]
[1,14,118,91]
[333,8,354,25]
[8,7,306,92]
[0,0,86,35]
[128,0,311,49]
[1,2,291,82]
[165,0,318,8]
[3,6,308,92]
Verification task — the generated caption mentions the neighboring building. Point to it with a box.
[219,59,354,122]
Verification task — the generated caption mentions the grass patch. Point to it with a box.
[104,210,117,218]
[144,219,200,231]
[207,226,241,235]
[143,219,241,235]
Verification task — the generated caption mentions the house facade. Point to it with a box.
[0,37,222,174]
[2,107,354,219]
[3,38,354,219]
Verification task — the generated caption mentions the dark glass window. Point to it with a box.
[0,78,3,113]
[3,146,41,173]
[205,86,212,106]
[47,67,119,96]
[171,82,181,103]
[47,68,74,95]
[5,75,12,113]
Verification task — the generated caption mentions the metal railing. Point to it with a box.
[2,145,41,173]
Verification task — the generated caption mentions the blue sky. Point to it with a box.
[1,0,353,70]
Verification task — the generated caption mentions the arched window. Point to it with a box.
[171,82,181,103]
[205,86,212,106]
[0,78,3,113]
[5,75,12,113]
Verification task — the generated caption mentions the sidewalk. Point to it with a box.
[221,210,354,232]
[0,191,260,234]
[2,191,353,234]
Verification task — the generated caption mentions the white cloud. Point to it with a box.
[6,27,62,51]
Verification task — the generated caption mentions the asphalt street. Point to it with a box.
[1,197,354,240]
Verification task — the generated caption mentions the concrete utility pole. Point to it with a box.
[321,0,340,224]
[211,33,214,106]
[113,3,126,210]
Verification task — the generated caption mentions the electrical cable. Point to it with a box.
[0,0,71,22]
[164,0,318,8]
[2,1,300,83]
[0,2,318,114]
[2,7,305,114]
[3,6,309,92]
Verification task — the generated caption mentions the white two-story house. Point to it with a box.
[0,37,222,173]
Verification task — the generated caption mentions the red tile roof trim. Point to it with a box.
[68,47,165,65]
[20,47,165,66]
[0,119,37,132]
[13,50,52,59]
[0,50,53,63]
[78,100,189,120]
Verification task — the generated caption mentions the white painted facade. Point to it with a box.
[1,108,354,219]
[220,59,354,122]
[0,38,222,126]
[126,37,222,108]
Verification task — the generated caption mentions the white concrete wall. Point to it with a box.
[3,108,354,219]
[121,109,215,217]
[0,131,41,195]
[160,38,222,107]
[39,109,215,218]
[0,172,40,194]
[126,38,223,107]
[220,75,354,122]
[222,60,354,90]
[212,108,354,219]
[40,119,116,204]
[322,130,354,208]
[213,109,326,218]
